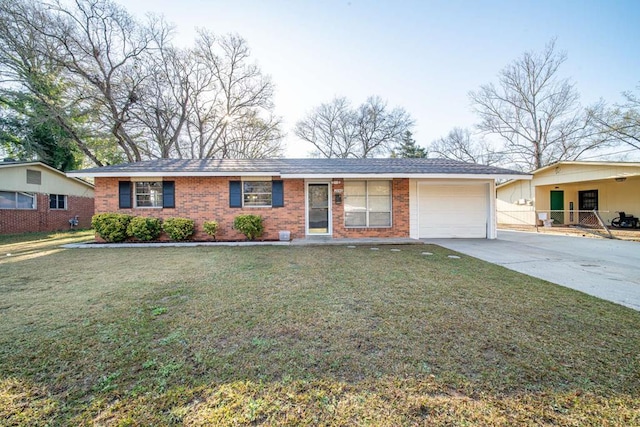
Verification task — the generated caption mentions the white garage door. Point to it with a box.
[418,183,488,238]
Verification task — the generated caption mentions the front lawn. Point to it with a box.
[1,232,639,425]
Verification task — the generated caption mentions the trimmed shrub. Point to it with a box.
[127,216,162,241]
[233,214,264,240]
[203,220,219,239]
[162,217,195,241]
[91,213,132,242]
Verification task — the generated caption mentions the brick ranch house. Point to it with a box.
[1,160,94,234]
[68,158,529,241]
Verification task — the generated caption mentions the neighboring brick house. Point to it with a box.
[68,158,528,241]
[0,160,95,234]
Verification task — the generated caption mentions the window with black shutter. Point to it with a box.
[162,181,175,208]
[272,180,284,207]
[229,181,242,207]
[118,181,132,209]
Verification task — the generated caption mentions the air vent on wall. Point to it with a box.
[26,169,42,185]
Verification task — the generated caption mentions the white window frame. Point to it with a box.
[0,191,37,210]
[134,181,163,208]
[344,180,392,228]
[49,194,67,210]
[243,180,272,207]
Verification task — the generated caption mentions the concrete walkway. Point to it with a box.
[426,230,640,311]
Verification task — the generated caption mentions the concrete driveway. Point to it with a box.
[426,231,640,311]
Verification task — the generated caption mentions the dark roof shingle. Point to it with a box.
[69,158,528,177]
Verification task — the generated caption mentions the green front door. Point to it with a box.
[550,191,564,224]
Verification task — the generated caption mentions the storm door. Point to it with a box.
[579,189,598,224]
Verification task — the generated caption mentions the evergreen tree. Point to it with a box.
[1,87,82,171]
[394,131,427,158]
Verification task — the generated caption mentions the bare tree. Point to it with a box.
[590,88,640,151]
[223,110,283,158]
[294,97,357,158]
[0,0,283,164]
[35,0,162,162]
[429,127,504,165]
[295,96,413,158]
[355,96,414,158]
[128,19,192,159]
[182,31,283,159]
[469,39,607,171]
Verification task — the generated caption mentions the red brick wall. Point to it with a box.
[0,194,94,234]
[95,177,306,241]
[331,178,410,238]
[94,176,411,241]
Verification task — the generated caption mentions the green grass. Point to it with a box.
[1,232,639,425]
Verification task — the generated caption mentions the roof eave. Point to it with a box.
[66,171,281,178]
[68,171,531,180]
[3,161,94,189]
[282,173,532,179]
[533,161,640,175]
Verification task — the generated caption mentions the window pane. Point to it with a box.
[368,180,391,196]
[135,182,163,207]
[243,181,272,206]
[17,192,35,209]
[344,195,366,212]
[368,195,391,212]
[345,212,366,227]
[243,181,271,193]
[0,191,16,209]
[344,180,392,227]
[344,181,367,213]
[244,193,272,206]
[369,212,391,227]
[344,181,366,195]
[49,194,65,209]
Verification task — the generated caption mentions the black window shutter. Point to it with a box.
[119,181,132,209]
[229,181,242,207]
[272,180,284,207]
[162,181,175,208]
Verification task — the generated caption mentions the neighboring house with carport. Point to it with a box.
[68,158,528,241]
[0,159,95,234]
[497,161,640,227]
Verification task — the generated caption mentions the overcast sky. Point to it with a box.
[123,0,640,159]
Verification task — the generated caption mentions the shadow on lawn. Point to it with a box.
[3,302,639,425]
[0,230,94,265]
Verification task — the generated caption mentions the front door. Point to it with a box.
[307,183,330,235]
[550,190,564,224]
[578,189,598,224]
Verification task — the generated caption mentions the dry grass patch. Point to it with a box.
[1,232,639,425]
